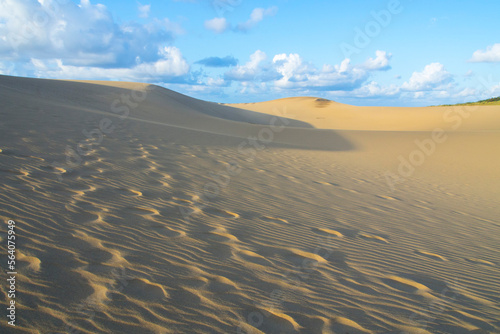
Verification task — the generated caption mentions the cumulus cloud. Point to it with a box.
[304,63,369,91]
[469,44,500,63]
[32,46,190,82]
[351,81,400,98]
[225,50,270,81]
[273,53,314,88]
[206,77,228,87]
[270,51,392,91]
[236,7,278,32]
[361,50,392,71]
[0,0,181,68]
[401,63,452,91]
[220,50,395,93]
[204,17,228,33]
[196,56,238,67]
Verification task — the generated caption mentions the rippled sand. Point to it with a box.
[1,75,499,333]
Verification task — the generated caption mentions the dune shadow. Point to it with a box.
[1,75,356,153]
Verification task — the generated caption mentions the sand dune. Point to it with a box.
[229,97,500,131]
[1,75,499,333]
[234,96,500,199]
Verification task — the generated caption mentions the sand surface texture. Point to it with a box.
[1,75,499,333]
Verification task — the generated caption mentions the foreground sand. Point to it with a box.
[0,75,499,333]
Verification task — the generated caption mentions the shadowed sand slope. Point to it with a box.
[0,75,353,151]
[0,75,499,333]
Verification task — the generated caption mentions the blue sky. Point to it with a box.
[1,0,499,106]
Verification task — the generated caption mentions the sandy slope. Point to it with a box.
[230,97,500,199]
[229,97,500,131]
[0,75,499,333]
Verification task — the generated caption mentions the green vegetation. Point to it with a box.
[440,96,500,106]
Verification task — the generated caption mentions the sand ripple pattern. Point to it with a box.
[1,77,499,333]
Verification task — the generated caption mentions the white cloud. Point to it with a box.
[414,91,425,99]
[273,53,314,88]
[451,81,500,103]
[225,50,268,81]
[206,77,227,87]
[138,3,151,18]
[306,65,368,91]
[238,81,269,95]
[221,50,394,92]
[469,44,500,63]
[269,51,391,91]
[0,0,180,68]
[237,6,278,32]
[204,17,228,34]
[142,46,190,77]
[361,50,392,71]
[339,59,352,73]
[402,63,452,91]
[32,46,190,82]
[352,81,400,97]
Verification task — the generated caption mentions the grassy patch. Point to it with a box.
[439,96,500,106]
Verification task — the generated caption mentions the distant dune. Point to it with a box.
[1,75,499,333]
[229,96,500,131]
